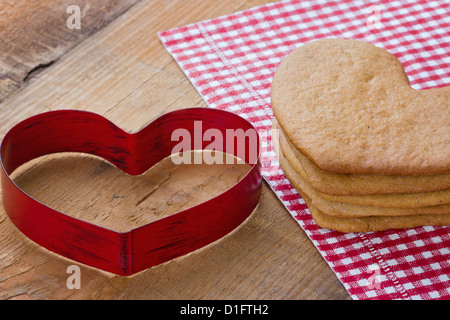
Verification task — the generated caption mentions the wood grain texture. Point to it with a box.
[0,0,140,102]
[0,0,350,299]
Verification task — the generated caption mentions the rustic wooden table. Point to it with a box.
[0,0,350,300]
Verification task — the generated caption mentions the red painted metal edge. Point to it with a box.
[0,108,262,276]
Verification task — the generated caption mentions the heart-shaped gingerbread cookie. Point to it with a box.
[272,38,449,233]
[272,38,449,176]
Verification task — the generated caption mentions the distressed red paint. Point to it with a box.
[0,108,262,276]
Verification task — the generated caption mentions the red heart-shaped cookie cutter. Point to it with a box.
[1,108,262,276]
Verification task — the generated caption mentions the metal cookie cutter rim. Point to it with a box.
[0,108,262,276]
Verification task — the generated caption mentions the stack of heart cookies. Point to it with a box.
[271,38,450,233]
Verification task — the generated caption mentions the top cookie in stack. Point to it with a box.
[271,38,450,233]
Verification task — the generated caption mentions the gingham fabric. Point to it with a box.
[159,0,450,300]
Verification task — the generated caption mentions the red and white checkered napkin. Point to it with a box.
[159,0,450,299]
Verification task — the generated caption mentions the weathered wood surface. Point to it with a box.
[0,0,351,300]
[0,0,140,103]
